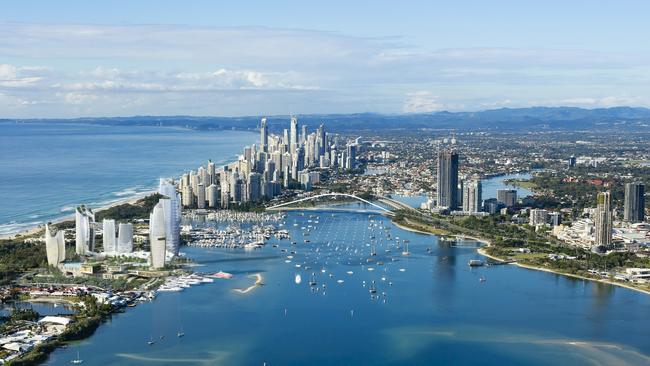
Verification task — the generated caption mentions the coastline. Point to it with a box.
[0,191,155,240]
[394,217,650,297]
[233,273,263,294]
[476,245,650,296]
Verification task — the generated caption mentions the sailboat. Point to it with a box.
[147,336,155,345]
[401,241,410,256]
[369,280,377,294]
[309,273,317,286]
[70,351,83,364]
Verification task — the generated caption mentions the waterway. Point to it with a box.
[43,207,650,365]
[392,172,534,209]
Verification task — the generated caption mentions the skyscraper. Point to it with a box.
[45,224,65,267]
[290,117,298,154]
[260,117,268,153]
[529,209,548,226]
[247,172,262,202]
[594,191,613,247]
[149,201,167,269]
[207,160,216,186]
[117,223,134,254]
[207,184,219,208]
[159,179,181,255]
[102,219,117,253]
[75,206,95,255]
[197,183,206,209]
[624,182,645,223]
[436,150,459,209]
[497,189,517,207]
[462,179,482,213]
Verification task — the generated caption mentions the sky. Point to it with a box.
[1,0,650,118]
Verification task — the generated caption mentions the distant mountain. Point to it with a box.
[2,106,649,132]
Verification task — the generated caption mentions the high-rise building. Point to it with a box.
[346,143,357,170]
[290,117,298,154]
[45,224,65,267]
[462,179,482,213]
[149,201,167,269]
[300,124,307,145]
[260,117,268,153]
[497,189,517,207]
[568,155,576,168]
[117,223,134,254]
[207,184,219,208]
[196,183,206,209]
[594,191,613,247]
[159,179,181,255]
[75,206,95,255]
[102,219,117,253]
[207,160,216,186]
[529,209,548,226]
[247,172,262,202]
[436,150,459,209]
[181,185,193,207]
[548,212,561,226]
[624,182,645,223]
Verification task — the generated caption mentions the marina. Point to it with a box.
[41,206,650,365]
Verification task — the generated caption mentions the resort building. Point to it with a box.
[44,224,65,267]
[75,206,95,255]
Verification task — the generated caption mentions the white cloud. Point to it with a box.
[0,64,43,87]
[0,22,649,117]
[402,91,445,113]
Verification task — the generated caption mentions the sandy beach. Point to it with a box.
[0,191,154,240]
[233,273,263,294]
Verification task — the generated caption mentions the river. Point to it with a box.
[43,206,650,365]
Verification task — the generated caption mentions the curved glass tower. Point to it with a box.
[45,224,65,266]
[149,201,167,269]
[159,179,181,255]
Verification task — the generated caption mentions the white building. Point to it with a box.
[529,209,548,227]
[75,206,95,255]
[462,179,482,213]
[117,223,134,254]
[102,219,117,254]
[44,224,65,266]
[149,201,167,269]
[159,179,181,255]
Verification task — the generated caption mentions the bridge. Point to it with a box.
[266,193,396,216]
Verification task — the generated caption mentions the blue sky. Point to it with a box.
[1,0,649,118]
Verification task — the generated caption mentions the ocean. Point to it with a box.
[0,122,257,236]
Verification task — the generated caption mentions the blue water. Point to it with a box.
[0,122,257,235]
[43,207,650,365]
[392,172,534,209]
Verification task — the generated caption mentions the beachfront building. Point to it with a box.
[149,201,167,269]
[44,224,65,267]
[159,179,181,255]
[117,223,134,254]
[75,206,95,255]
[102,219,117,254]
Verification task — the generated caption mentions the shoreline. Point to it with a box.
[476,246,650,296]
[393,217,650,297]
[0,191,155,240]
[233,273,263,294]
